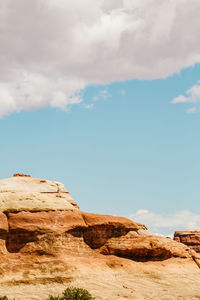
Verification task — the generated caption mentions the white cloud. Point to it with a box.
[186,106,197,114]
[0,74,85,118]
[1,0,200,117]
[128,209,200,236]
[172,81,200,105]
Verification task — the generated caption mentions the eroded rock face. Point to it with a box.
[0,174,199,283]
[0,207,193,261]
[6,210,87,253]
[82,212,143,249]
[174,231,200,253]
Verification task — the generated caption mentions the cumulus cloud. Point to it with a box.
[1,0,200,117]
[172,81,200,106]
[0,74,85,118]
[128,209,200,236]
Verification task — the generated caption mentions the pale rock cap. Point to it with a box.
[0,174,78,212]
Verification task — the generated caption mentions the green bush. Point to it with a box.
[0,297,8,300]
[49,286,95,300]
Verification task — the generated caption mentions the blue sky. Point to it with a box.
[1,0,200,235]
[1,64,200,234]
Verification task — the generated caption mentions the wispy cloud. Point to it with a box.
[93,89,111,102]
[186,106,197,114]
[83,103,94,109]
[1,0,200,117]
[128,209,200,236]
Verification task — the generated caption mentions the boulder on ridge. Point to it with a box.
[174,230,200,253]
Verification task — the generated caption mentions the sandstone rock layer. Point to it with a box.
[174,230,200,253]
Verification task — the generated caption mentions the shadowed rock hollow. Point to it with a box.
[0,174,200,300]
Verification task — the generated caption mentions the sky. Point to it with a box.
[1,0,200,235]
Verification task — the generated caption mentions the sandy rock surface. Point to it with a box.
[0,256,199,299]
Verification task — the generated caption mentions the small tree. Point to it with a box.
[49,286,95,300]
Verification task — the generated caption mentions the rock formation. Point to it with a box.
[174,230,200,253]
[0,174,199,299]
[0,174,195,261]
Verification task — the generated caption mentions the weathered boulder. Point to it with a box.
[100,234,191,260]
[174,231,200,253]
[82,212,146,249]
[82,212,144,228]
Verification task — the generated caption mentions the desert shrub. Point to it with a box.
[0,297,8,300]
[49,286,95,300]
[63,287,94,300]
